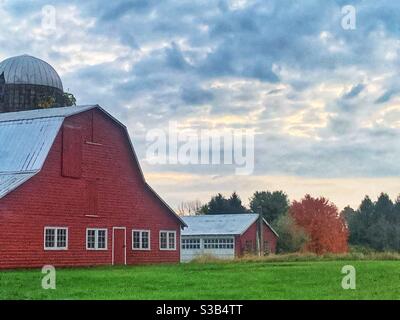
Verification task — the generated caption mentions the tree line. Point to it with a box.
[342,194,400,252]
[177,191,400,254]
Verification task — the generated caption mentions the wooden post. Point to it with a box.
[257,206,264,256]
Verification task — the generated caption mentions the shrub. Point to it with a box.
[273,213,308,253]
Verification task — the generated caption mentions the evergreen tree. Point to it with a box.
[208,193,228,213]
[249,191,289,224]
[201,192,248,214]
[228,192,247,213]
[374,193,393,221]
[347,194,400,251]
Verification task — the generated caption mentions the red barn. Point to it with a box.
[180,214,278,262]
[0,105,186,269]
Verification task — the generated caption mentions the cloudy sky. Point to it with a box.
[1,0,399,210]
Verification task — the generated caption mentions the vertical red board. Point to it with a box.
[87,180,97,215]
[62,125,82,178]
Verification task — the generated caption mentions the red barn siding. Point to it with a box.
[235,221,277,257]
[0,109,182,269]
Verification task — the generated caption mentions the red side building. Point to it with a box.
[0,105,186,269]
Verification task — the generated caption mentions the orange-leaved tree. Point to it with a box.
[289,195,348,254]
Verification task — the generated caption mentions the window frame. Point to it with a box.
[44,227,69,251]
[132,229,151,251]
[159,230,177,251]
[86,228,108,251]
[181,238,201,250]
[204,237,234,250]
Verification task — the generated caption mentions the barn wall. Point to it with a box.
[262,223,277,254]
[236,221,277,256]
[0,109,181,269]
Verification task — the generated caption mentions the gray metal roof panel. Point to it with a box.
[0,172,37,199]
[0,105,97,122]
[181,214,260,236]
[0,117,63,174]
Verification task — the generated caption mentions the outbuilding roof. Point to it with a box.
[181,213,278,236]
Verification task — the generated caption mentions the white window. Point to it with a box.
[160,231,176,250]
[181,238,201,250]
[204,238,234,249]
[86,228,107,250]
[132,230,150,250]
[44,227,68,250]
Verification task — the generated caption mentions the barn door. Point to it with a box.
[113,228,126,265]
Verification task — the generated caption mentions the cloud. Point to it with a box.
[100,0,155,21]
[375,89,397,104]
[165,42,191,70]
[181,86,214,105]
[0,0,399,207]
[342,83,365,100]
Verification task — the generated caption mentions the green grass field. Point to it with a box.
[0,260,399,300]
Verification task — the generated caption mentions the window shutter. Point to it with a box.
[62,125,82,178]
[87,180,97,215]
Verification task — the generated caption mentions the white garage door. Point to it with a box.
[181,236,235,262]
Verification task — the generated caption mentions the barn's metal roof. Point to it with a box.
[0,105,96,122]
[0,173,38,199]
[182,213,265,236]
[0,55,63,91]
[0,118,63,173]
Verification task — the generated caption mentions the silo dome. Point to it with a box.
[0,55,63,91]
[0,55,66,113]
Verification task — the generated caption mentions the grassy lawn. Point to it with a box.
[0,260,399,300]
